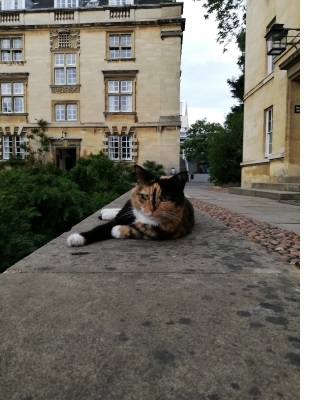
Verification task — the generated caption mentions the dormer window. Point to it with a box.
[108,0,134,6]
[0,0,25,10]
[54,0,79,8]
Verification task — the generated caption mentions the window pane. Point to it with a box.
[109,135,119,160]
[108,81,119,93]
[121,35,131,46]
[108,95,119,112]
[55,104,65,120]
[13,50,22,61]
[121,81,132,93]
[109,49,120,59]
[66,53,76,65]
[67,67,76,84]
[12,38,22,48]
[121,135,132,160]
[121,48,131,58]
[15,135,25,158]
[2,97,12,112]
[13,83,23,94]
[67,104,77,121]
[1,51,11,61]
[55,68,65,84]
[109,35,119,46]
[1,83,12,94]
[14,97,24,112]
[54,54,64,65]
[121,95,132,112]
[0,39,10,49]
[3,136,12,159]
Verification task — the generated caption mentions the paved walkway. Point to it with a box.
[185,182,300,235]
[0,185,300,400]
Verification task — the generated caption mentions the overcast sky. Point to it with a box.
[180,0,241,127]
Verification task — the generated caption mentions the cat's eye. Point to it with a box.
[140,194,150,201]
[160,196,170,202]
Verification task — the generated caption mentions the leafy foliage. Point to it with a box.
[0,154,134,273]
[182,119,224,163]
[25,119,51,164]
[142,160,166,176]
[68,152,135,210]
[208,105,243,184]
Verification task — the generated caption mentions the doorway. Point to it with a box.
[56,148,76,170]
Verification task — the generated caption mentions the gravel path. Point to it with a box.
[190,197,300,268]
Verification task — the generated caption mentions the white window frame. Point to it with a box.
[265,107,273,157]
[54,0,79,8]
[267,55,274,74]
[1,0,25,10]
[108,33,132,60]
[108,80,132,112]
[108,0,134,6]
[108,134,132,161]
[2,134,25,160]
[55,103,77,121]
[1,81,25,113]
[0,37,23,62]
[54,53,77,85]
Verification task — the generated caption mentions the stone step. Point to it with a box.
[228,187,300,201]
[251,182,300,192]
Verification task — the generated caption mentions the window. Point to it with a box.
[0,0,25,10]
[55,103,77,121]
[2,135,25,159]
[1,82,24,113]
[108,34,132,60]
[267,55,274,74]
[108,135,132,161]
[0,37,23,62]
[54,53,77,85]
[54,0,78,8]
[265,107,273,156]
[108,80,132,112]
[108,0,134,5]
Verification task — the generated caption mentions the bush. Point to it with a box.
[142,160,165,176]
[0,155,134,272]
[67,153,134,210]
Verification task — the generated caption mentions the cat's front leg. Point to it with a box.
[111,225,145,239]
[67,233,86,247]
[99,208,120,221]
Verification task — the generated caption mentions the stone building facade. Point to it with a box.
[0,0,184,171]
[242,0,300,187]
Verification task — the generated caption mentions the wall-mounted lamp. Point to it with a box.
[61,131,67,139]
[265,23,300,56]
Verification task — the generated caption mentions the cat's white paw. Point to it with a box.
[67,233,86,247]
[111,225,122,239]
[100,208,120,221]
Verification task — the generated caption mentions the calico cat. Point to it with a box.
[67,165,194,246]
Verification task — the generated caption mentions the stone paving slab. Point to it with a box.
[0,191,300,400]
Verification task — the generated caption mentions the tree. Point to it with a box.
[226,29,245,104]
[142,160,166,176]
[192,0,246,184]
[209,105,243,184]
[194,0,246,52]
[0,153,135,273]
[25,118,51,164]
[182,119,224,163]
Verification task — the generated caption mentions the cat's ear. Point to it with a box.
[134,165,156,184]
[171,171,188,189]
[175,171,188,184]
